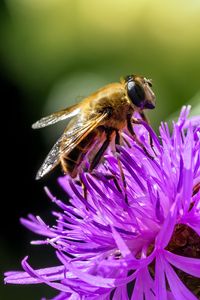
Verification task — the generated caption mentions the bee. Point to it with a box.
[32,75,155,180]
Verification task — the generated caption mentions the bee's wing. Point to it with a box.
[60,112,108,154]
[32,103,81,129]
[35,136,63,180]
[36,112,108,179]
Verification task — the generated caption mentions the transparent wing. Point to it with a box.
[32,104,81,129]
[36,112,108,179]
[36,137,62,180]
[60,112,107,154]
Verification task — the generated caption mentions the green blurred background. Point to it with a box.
[1,0,200,299]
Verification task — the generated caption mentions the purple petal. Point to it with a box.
[164,250,200,277]
[131,272,143,300]
[5,257,76,294]
[111,226,133,258]
[155,203,177,248]
[5,263,65,284]
[20,215,56,238]
[113,286,129,300]
[163,258,198,300]
[177,106,191,128]
[57,251,116,288]
[155,252,167,300]
[142,267,155,300]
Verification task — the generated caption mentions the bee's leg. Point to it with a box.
[193,182,200,196]
[92,173,122,193]
[115,130,128,204]
[127,116,154,160]
[89,128,114,172]
[139,111,150,124]
[138,111,157,156]
[60,156,69,174]
[79,174,88,200]
[122,136,131,148]
[90,129,128,203]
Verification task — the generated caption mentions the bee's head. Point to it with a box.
[125,75,156,110]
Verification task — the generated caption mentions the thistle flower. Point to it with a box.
[5,106,200,300]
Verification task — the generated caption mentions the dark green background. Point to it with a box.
[1,0,200,299]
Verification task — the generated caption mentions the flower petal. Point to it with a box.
[156,203,177,248]
[163,259,198,300]
[164,250,200,278]
[4,263,65,284]
[57,251,116,288]
[111,226,133,259]
[155,252,167,300]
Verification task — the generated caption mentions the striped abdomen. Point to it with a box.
[60,130,99,178]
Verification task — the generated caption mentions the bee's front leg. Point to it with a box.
[115,130,128,204]
[138,111,157,156]
[127,115,154,160]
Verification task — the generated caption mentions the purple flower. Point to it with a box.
[4,106,200,300]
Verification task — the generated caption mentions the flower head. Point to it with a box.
[5,106,200,299]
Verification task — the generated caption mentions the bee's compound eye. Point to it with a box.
[127,80,145,108]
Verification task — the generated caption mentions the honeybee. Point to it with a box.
[32,75,155,179]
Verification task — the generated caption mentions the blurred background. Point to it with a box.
[1,0,200,299]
